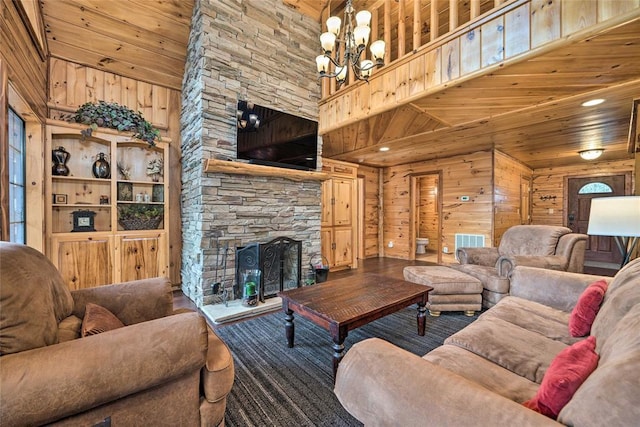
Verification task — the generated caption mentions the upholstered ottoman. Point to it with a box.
[403,266,483,316]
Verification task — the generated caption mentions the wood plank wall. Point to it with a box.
[358,164,381,258]
[382,150,493,259]
[532,159,635,226]
[494,150,533,245]
[0,0,47,120]
[47,58,182,286]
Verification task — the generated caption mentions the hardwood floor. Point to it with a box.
[173,257,438,327]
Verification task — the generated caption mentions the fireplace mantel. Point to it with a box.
[204,159,329,182]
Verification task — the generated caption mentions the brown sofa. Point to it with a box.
[452,225,587,307]
[0,242,234,426]
[335,257,640,426]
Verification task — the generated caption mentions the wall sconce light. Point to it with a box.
[237,100,260,131]
[579,149,604,160]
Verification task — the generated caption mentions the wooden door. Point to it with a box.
[52,235,114,290]
[567,175,626,265]
[332,179,353,226]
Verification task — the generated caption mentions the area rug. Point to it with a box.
[215,306,478,426]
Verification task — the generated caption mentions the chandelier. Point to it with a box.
[237,100,260,131]
[315,0,386,84]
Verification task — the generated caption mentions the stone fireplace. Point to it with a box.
[180,0,322,307]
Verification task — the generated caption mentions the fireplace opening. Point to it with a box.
[235,237,302,301]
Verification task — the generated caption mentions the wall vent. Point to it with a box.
[454,234,485,259]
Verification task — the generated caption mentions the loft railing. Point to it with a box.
[320,0,507,98]
[318,0,640,134]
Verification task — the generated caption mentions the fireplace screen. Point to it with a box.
[235,237,302,301]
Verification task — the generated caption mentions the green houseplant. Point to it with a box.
[118,204,164,230]
[64,101,161,146]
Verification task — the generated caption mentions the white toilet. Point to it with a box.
[416,237,430,254]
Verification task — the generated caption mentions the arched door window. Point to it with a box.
[578,182,614,194]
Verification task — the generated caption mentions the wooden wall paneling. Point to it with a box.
[382,69,397,107]
[598,0,640,22]
[395,63,410,102]
[481,16,505,67]
[442,38,460,82]
[530,0,561,49]
[561,0,596,36]
[382,151,493,260]
[0,58,7,240]
[493,150,533,245]
[460,28,481,75]
[358,165,381,258]
[1,0,47,119]
[85,66,104,103]
[417,174,439,246]
[504,3,530,58]
[152,86,169,129]
[66,61,85,107]
[408,53,426,96]
[104,71,122,104]
[167,89,181,287]
[531,159,635,226]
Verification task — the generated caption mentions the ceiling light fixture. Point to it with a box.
[581,99,605,107]
[315,0,386,85]
[579,149,604,160]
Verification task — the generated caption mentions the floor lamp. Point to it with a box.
[587,196,640,268]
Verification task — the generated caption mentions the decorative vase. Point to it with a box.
[92,153,111,179]
[52,146,70,176]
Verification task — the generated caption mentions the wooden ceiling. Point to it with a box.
[39,0,639,170]
[40,0,194,90]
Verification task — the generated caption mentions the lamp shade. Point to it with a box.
[587,196,640,237]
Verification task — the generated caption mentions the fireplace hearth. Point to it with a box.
[235,237,302,301]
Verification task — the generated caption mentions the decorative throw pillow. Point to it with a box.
[569,280,608,337]
[523,336,599,419]
[81,303,125,337]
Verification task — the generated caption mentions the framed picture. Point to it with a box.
[72,210,96,232]
[117,182,133,201]
[53,193,68,204]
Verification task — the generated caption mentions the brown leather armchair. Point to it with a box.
[0,242,234,426]
[451,225,587,308]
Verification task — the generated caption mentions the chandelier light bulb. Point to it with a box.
[336,66,348,83]
[360,60,374,78]
[355,10,371,27]
[370,40,386,63]
[354,25,370,48]
[320,32,336,54]
[316,55,330,74]
[326,16,341,36]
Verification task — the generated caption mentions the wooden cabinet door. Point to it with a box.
[332,179,353,226]
[320,228,333,267]
[51,235,114,290]
[332,227,353,268]
[118,233,167,282]
[321,179,333,227]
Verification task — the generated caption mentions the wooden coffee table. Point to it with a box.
[278,273,432,380]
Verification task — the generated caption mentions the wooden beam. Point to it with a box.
[471,0,481,19]
[204,159,329,182]
[398,0,406,57]
[413,0,421,50]
[384,0,391,64]
[431,0,440,42]
[450,0,459,30]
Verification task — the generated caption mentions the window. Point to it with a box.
[8,108,26,243]
[578,182,613,195]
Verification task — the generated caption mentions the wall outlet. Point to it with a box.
[443,246,449,253]
[388,241,394,248]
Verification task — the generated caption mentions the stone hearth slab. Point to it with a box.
[202,298,282,324]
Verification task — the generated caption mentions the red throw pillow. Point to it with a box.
[523,336,599,419]
[569,280,608,337]
[81,303,125,337]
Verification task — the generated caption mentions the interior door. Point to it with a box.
[567,175,626,266]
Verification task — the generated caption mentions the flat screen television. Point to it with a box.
[236,101,318,171]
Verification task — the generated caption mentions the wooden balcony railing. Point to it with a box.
[318,0,640,133]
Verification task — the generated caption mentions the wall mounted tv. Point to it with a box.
[236,101,318,171]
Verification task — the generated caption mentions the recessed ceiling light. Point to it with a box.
[379,147,389,152]
[581,99,604,107]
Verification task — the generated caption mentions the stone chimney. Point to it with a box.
[180,0,323,307]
